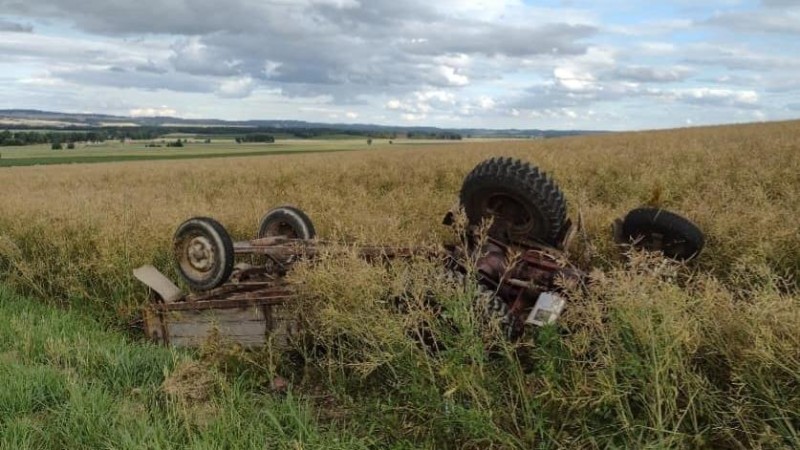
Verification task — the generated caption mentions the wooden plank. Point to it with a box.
[168,321,267,337]
[163,305,267,348]
[164,307,266,323]
[155,294,293,311]
[165,306,268,347]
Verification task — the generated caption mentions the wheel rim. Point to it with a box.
[187,236,215,271]
[481,193,542,236]
[264,220,300,239]
[178,233,217,279]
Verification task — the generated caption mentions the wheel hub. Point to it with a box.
[267,220,298,239]
[186,236,215,272]
[485,194,536,234]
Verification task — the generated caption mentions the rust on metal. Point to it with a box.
[139,221,586,349]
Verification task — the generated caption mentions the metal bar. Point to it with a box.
[233,241,431,260]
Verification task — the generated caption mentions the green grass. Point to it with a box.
[0,138,460,167]
[0,286,371,450]
[0,147,356,167]
[4,251,799,449]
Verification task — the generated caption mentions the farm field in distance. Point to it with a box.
[0,120,799,448]
[0,137,467,167]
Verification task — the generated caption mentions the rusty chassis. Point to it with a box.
[137,157,703,348]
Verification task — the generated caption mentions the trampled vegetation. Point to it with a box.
[0,121,798,448]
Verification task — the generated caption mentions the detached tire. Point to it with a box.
[174,217,235,291]
[622,208,704,261]
[460,157,567,246]
[257,206,316,239]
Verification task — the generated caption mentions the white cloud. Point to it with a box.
[554,67,595,91]
[671,88,759,107]
[18,75,66,87]
[439,66,469,86]
[610,18,693,36]
[386,99,402,110]
[129,106,177,117]
[478,95,496,110]
[612,65,693,83]
[263,60,282,78]
[2,0,800,129]
[415,90,456,103]
[216,76,255,98]
[435,53,470,69]
[637,42,677,56]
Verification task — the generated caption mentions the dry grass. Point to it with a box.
[1,120,799,448]
[1,121,797,307]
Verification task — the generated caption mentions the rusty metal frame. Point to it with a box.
[141,222,587,347]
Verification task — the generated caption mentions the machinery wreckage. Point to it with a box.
[135,157,705,348]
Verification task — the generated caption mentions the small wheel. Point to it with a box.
[257,206,316,240]
[445,271,521,341]
[460,157,567,247]
[173,217,235,290]
[622,208,704,261]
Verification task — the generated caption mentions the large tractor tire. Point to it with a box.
[460,157,567,247]
[621,207,704,261]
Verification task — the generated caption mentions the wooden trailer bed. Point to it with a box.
[136,265,299,349]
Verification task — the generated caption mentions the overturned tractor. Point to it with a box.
[136,157,704,348]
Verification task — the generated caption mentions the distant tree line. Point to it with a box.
[111,128,167,141]
[0,130,107,146]
[1,126,465,147]
[235,134,275,143]
[366,132,398,139]
[406,131,462,140]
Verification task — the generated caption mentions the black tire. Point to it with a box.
[622,208,704,261]
[257,206,316,240]
[445,271,520,341]
[477,284,520,341]
[460,157,567,246]
[173,217,235,291]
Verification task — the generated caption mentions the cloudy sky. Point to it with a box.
[1,0,799,130]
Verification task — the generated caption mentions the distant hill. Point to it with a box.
[0,109,605,139]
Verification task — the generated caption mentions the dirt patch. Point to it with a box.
[0,350,19,364]
[161,361,217,404]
